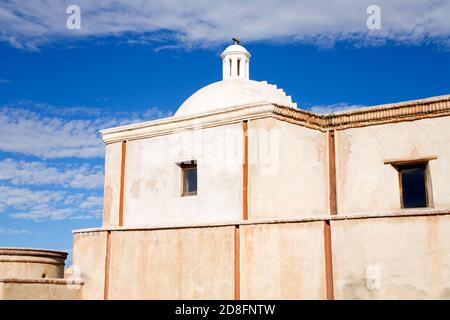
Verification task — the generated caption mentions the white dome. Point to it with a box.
[220,44,251,59]
[174,42,298,117]
[175,79,297,117]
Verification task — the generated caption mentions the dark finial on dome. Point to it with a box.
[232,37,240,45]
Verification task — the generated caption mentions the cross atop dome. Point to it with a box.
[221,38,251,80]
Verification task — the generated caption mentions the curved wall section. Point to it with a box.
[0,248,67,279]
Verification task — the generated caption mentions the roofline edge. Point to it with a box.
[100,94,450,144]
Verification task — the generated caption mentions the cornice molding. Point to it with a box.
[73,209,450,234]
[0,278,84,285]
[101,94,450,143]
[0,248,68,260]
[323,94,450,130]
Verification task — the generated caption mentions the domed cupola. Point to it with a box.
[174,39,298,117]
[221,38,251,80]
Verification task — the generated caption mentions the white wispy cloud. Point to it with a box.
[0,1,449,50]
[309,103,367,114]
[0,186,64,212]
[0,158,104,189]
[0,185,103,221]
[78,195,103,210]
[0,101,171,221]
[0,101,172,159]
[0,79,11,84]
[0,107,105,158]
[0,227,38,235]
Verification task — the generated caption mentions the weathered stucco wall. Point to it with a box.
[0,280,82,300]
[248,118,328,219]
[73,212,450,300]
[72,231,107,300]
[102,142,122,227]
[0,248,66,279]
[107,226,235,299]
[103,115,450,223]
[332,214,450,299]
[122,124,243,227]
[0,249,81,300]
[336,117,450,214]
[240,222,326,299]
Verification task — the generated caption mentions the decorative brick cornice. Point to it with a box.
[101,94,450,142]
[272,105,326,129]
[273,94,450,130]
[322,95,450,130]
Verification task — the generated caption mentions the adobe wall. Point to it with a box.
[240,221,326,299]
[0,279,82,300]
[248,118,328,219]
[73,211,450,300]
[108,226,235,299]
[102,142,122,227]
[72,231,107,299]
[102,110,450,225]
[332,213,450,299]
[336,116,450,215]
[0,248,83,300]
[0,248,67,279]
[103,123,243,227]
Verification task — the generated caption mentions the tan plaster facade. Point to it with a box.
[79,92,450,300]
[240,222,326,299]
[0,248,66,279]
[336,116,450,214]
[102,142,123,227]
[0,248,83,300]
[107,227,235,299]
[248,118,328,219]
[332,214,450,299]
[72,231,107,299]
[0,279,82,300]
[122,124,243,227]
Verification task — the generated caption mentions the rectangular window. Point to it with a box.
[180,161,197,196]
[398,164,428,208]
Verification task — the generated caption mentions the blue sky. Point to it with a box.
[0,1,449,264]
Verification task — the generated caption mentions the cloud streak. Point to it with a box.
[0,1,449,50]
[309,103,367,114]
[0,185,103,221]
[0,158,104,189]
[0,100,171,221]
[0,101,171,159]
[0,227,43,235]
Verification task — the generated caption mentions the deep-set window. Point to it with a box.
[180,161,197,196]
[398,163,428,208]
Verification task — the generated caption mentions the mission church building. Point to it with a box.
[1,42,450,300]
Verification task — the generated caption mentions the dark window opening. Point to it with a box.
[180,161,197,196]
[398,164,428,208]
[237,59,241,76]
